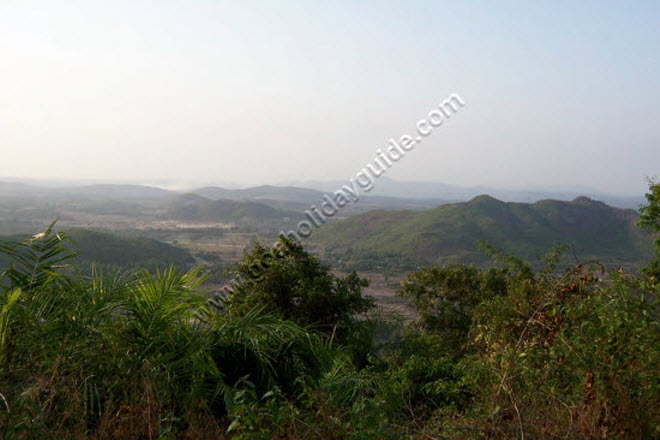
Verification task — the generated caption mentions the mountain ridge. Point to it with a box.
[312,195,650,270]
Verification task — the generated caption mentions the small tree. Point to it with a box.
[638,179,660,278]
[227,236,374,339]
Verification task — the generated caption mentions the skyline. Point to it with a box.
[0,174,645,201]
[1,1,659,194]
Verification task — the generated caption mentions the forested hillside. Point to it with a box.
[166,193,297,228]
[314,195,652,270]
[0,228,194,271]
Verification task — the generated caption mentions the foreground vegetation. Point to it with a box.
[1,183,659,438]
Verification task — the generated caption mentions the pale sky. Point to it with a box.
[1,1,658,195]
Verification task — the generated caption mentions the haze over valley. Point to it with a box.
[0,178,653,274]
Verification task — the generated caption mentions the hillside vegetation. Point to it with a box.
[166,194,297,229]
[314,195,651,270]
[0,228,194,271]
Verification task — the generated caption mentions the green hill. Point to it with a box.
[166,194,297,228]
[0,229,194,271]
[312,195,652,270]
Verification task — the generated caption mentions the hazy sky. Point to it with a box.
[1,1,658,194]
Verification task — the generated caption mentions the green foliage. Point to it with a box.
[378,330,472,422]
[465,264,659,438]
[378,242,660,438]
[398,265,510,355]
[0,225,330,438]
[227,236,375,340]
[0,221,76,291]
[0,288,21,364]
[638,179,660,278]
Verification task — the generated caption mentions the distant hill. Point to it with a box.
[283,177,644,209]
[67,229,195,268]
[166,194,297,228]
[0,181,172,200]
[0,181,42,197]
[3,178,644,209]
[0,180,645,240]
[0,229,194,271]
[194,185,324,204]
[192,185,448,213]
[62,184,173,200]
[312,195,652,270]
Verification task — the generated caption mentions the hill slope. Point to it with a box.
[0,229,195,270]
[312,195,652,270]
[166,194,297,228]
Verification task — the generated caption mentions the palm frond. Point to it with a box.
[0,220,76,292]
